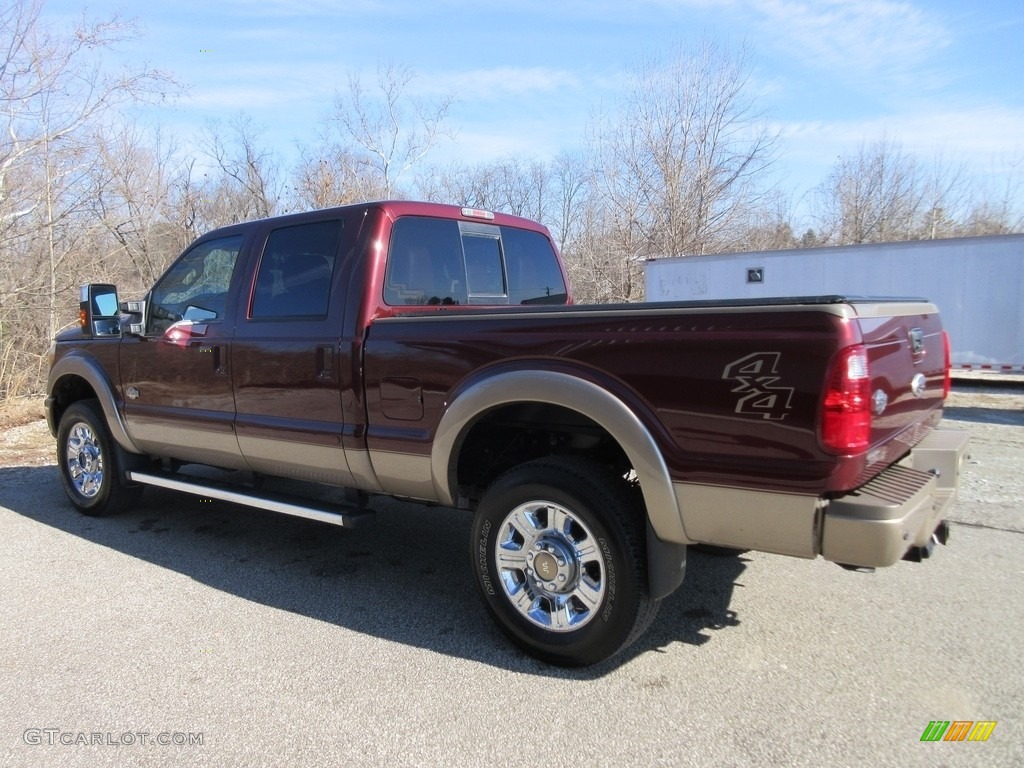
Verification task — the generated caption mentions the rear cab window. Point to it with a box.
[384,217,567,308]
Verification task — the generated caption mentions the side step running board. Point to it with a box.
[127,471,374,528]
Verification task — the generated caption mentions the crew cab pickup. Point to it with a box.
[46,200,969,666]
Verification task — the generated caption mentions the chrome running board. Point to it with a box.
[127,471,374,528]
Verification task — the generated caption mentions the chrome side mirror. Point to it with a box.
[79,284,121,338]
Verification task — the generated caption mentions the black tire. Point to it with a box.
[56,400,143,517]
[471,456,659,667]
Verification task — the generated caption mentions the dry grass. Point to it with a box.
[0,397,53,467]
[0,396,46,429]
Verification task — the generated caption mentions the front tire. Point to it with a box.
[471,456,659,666]
[57,400,142,517]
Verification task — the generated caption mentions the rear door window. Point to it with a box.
[250,220,343,319]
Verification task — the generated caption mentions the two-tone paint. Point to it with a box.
[46,200,966,585]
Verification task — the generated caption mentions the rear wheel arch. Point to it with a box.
[432,369,688,547]
[452,401,630,500]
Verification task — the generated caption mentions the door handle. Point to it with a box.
[316,345,335,381]
[198,344,227,375]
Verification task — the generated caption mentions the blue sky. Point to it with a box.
[46,0,1024,212]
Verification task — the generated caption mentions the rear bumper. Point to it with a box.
[821,429,971,568]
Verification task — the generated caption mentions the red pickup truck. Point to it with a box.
[46,200,969,666]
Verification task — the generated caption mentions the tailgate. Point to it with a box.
[853,300,947,450]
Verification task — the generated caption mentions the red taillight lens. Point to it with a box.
[942,331,952,399]
[821,344,871,454]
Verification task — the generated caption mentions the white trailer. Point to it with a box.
[644,234,1024,371]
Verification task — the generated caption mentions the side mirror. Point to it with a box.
[79,284,121,338]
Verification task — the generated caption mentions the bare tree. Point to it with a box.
[548,151,590,253]
[735,189,798,251]
[575,39,779,301]
[962,152,1024,236]
[588,39,779,259]
[0,0,173,398]
[329,61,455,198]
[421,156,554,220]
[200,115,281,224]
[811,138,1000,244]
[90,123,192,289]
[290,137,384,211]
[417,159,498,209]
[814,137,924,244]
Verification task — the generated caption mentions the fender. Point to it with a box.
[430,368,691,547]
[46,351,142,455]
[431,369,690,599]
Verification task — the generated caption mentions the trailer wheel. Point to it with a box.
[471,456,659,666]
[57,400,142,517]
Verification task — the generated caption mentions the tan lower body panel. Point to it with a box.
[674,483,823,558]
[127,420,250,471]
[368,450,438,502]
[677,428,970,567]
[238,435,355,487]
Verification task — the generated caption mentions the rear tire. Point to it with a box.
[57,400,142,517]
[471,456,659,666]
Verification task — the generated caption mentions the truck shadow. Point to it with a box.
[0,465,745,678]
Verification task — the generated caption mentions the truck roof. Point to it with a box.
[193,200,553,243]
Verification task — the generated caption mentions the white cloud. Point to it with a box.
[780,105,1024,158]
[772,105,1024,211]
[749,0,952,90]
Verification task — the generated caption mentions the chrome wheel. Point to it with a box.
[494,500,607,632]
[57,400,143,516]
[65,420,105,498]
[473,457,658,666]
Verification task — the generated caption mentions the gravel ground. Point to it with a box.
[941,380,1024,532]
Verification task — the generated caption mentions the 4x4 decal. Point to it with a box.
[723,352,794,421]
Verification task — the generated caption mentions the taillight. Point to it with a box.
[820,344,871,454]
[942,331,952,399]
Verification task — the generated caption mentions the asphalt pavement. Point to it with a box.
[0,389,1021,767]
